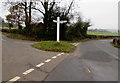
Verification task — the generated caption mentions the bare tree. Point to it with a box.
[32,0,75,27]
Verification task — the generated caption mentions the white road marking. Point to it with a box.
[72,43,76,45]
[85,67,91,73]
[57,53,65,56]
[6,52,65,82]
[23,68,35,75]
[9,76,21,82]
[52,56,57,59]
[113,55,119,60]
[1,39,6,41]
[76,43,79,46]
[45,59,52,63]
[61,53,65,55]
[57,54,62,56]
[75,44,77,46]
[72,43,79,46]
[36,63,45,67]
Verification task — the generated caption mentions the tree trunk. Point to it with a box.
[24,2,29,30]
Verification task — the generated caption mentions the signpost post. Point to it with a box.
[53,17,67,42]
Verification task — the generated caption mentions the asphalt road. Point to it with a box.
[2,35,67,82]
[2,34,119,82]
[45,39,119,81]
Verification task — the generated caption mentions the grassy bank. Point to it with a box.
[3,32,36,41]
[87,31,119,36]
[32,41,76,53]
[111,42,120,48]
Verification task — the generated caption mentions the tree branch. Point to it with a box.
[49,2,55,12]
[65,0,74,16]
[40,1,44,6]
[32,7,45,15]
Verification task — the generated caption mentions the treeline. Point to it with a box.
[3,0,91,41]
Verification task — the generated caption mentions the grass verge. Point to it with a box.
[32,41,76,53]
[111,42,120,48]
[3,32,36,41]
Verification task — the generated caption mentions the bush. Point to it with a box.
[112,38,120,45]
[112,38,120,48]
[65,21,91,41]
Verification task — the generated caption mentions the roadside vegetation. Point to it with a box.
[111,38,120,48]
[3,32,36,41]
[111,43,120,48]
[1,0,120,52]
[32,41,76,53]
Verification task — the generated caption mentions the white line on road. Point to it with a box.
[6,52,65,82]
[72,43,79,46]
[8,76,21,82]
[52,56,57,59]
[36,63,45,67]
[75,43,79,46]
[75,44,77,46]
[85,67,91,73]
[72,43,76,45]
[23,68,35,75]
[61,53,65,55]
[45,59,52,63]
[57,53,64,57]
[56,54,62,56]
[113,55,119,60]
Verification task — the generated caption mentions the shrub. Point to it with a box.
[65,21,91,41]
[112,38,120,48]
[113,38,120,45]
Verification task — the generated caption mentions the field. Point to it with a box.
[87,31,119,36]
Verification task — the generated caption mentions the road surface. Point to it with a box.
[1,34,119,82]
[2,35,67,82]
[45,40,119,81]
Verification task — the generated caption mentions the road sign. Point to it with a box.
[53,17,67,42]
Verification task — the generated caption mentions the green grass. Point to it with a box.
[32,41,76,53]
[3,32,36,41]
[111,42,120,48]
[87,31,119,36]
[0,27,17,29]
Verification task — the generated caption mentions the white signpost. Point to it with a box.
[53,17,67,42]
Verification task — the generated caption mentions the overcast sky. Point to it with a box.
[0,0,119,30]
